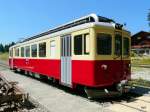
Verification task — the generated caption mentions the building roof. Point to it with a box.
[132,44,150,49]
[131,31,150,48]
[132,31,150,38]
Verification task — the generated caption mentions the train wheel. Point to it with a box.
[20,69,25,74]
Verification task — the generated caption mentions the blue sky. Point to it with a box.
[0,0,150,44]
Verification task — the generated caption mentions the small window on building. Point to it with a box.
[97,33,112,55]
[25,46,30,57]
[21,47,24,57]
[146,50,149,54]
[31,44,37,57]
[123,37,129,55]
[50,41,56,58]
[15,48,20,57]
[115,34,122,55]
[39,42,46,57]
[74,35,83,55]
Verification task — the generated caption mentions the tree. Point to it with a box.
[0,44,4,53]
[0,42,15,53]
[4,44,9,52]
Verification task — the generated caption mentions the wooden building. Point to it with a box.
[131,31,150,55]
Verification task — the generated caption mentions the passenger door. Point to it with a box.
[61,35,72,87]
[114,32,122,60]
[122,36,130,79]
[122,37,130,59]
[114,32,123,78]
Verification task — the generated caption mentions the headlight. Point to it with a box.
[101,64,108,70]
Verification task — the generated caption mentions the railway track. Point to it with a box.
[0,62,150,112]
[88,91,149,112]
[0,62,9,69]
[108,95,149,112]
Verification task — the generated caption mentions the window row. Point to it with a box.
[97,33,130,55]
[15,42,47,57]
[13,33,129,57]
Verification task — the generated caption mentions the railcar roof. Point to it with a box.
[19,14,116,43]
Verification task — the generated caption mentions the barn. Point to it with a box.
[131,31,150,55]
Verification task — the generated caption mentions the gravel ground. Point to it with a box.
[0,67,110,112]
[0,97,50,112]
[21,97,51,112]
[0,67,50,112]
[131,67,150,81]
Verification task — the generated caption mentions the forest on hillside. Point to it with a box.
[0,42,15,53]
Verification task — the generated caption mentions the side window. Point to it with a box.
[74,35,82,55]
[50,41,55,58]
[123,37,129,55]
[74,34,90,55]
[25,46,30,57]
[9,49,13,57]
[97,33,112,55]
[39,42,46,57]
[9,49,12,57]
[84,34,90,55]
[31,44,37,57]
[21,47,24,57]
[115,34,122,55]
[12,49,13,57]
[15,48,20,57]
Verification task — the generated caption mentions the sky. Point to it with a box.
[0,0,150,44]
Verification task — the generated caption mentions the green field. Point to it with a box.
[0,52,9,61]
[129,78,150,87]
[131,57,150,65]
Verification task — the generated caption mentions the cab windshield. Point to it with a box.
[115,34,122,56]
[123,37,129,55]
[97,33,112,55]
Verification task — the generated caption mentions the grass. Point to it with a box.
[129,78,150,87]
[131,56,150,65]
[0,52,9,61]
[131,66,141,72]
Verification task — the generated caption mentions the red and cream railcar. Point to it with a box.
[9,14,131,98]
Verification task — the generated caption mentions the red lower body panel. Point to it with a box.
[9,58,131,88]
[10,58,60,79]
[72,60,131,87]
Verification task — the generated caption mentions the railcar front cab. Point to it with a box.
[84,23,131,98]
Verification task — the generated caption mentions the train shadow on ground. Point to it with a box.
[15,71,150,105]
[93,86,150,104]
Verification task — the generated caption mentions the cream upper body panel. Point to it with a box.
[94,26,131,61]
[9,22,130,61]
